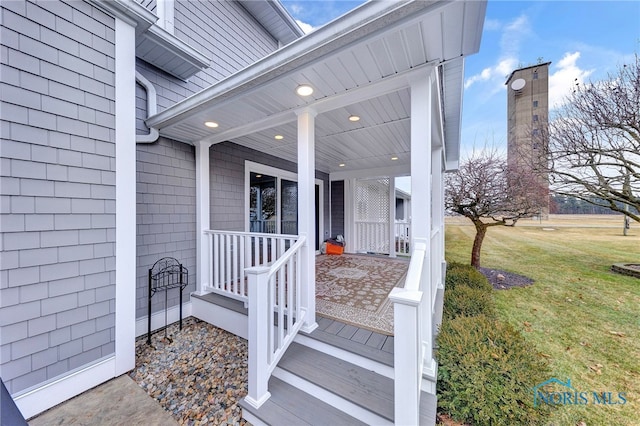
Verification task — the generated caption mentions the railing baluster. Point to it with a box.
[213,233,219,290]
[240,235,246,297]
[287,257,293,331]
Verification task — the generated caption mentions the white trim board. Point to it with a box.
[114,16,137,376]
[15,358,116,420]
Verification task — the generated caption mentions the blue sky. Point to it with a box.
[282,1,640,157]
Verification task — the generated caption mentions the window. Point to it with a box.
[245,161,324,250]
[533,71,539,80]
[533,100,539,108]
[533,114,539,122]
[532,128,540,136]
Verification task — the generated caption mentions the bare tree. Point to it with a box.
[541,54,640,223]
[445,149,548,268]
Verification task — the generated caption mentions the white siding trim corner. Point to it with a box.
[115,17,137,376]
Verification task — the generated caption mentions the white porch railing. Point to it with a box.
[395,220,411,255]
[244,235,308,408]
[389,236,437,424]
[355,220,389,254]
[203,230,298,302]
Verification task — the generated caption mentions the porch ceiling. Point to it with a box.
[146,0,486,174]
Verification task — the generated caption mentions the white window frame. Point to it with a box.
[244,161,323,244]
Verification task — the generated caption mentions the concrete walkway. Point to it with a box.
[28,375,177,426]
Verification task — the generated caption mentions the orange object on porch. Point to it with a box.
[326,242,344,255]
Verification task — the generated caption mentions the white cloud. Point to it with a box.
[296,19,315,34]
[464,14,531,90]
[548,51,594,108]
[483,18,501,31]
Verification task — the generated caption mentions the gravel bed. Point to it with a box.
[129,317,249,425]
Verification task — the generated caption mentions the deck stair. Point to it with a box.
[193,293,437,425]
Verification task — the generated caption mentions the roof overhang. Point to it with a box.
[146,0,486,174]
[240,0,304,45]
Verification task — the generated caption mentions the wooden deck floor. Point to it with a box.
[310,316,394,366]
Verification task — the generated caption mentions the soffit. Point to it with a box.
[148,0,487,174]
[240,0,304,45]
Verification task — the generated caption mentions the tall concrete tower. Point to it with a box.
[505,62,551,216]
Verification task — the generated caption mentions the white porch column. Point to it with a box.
[389,176,396,257]
[410,70,436,379]
[432,146,445,337]
[195,140,213,295]
[297,108,318,332]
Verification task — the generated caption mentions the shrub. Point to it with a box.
[445,262,493,292]
[443,284,496,320]
[437,315,550,426]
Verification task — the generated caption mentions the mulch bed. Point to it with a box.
[478,267,534,290]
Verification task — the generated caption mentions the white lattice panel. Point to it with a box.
[354,178,390,253]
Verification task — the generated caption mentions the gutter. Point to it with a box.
[136,72,159,144]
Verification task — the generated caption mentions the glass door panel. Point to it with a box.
[250,172,276,233]
[281,179,298,235]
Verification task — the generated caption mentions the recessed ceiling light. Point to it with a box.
[204,121,219,128]
[296,84,314,96]
[348,115,360,122]
[391,156,398,161]
[255,174,262,178]
[274,135,284,140]
[339,163,345,167]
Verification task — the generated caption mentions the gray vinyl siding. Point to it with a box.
[0,0,115,394]
[134,0,278,122]
[331,180,345,238]
[136,138,196,319]
[174,0,278,79]
[137,0,157,14]
[209,142,330,236]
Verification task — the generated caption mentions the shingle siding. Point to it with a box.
[0,0,116,394]
[136,138,196,319]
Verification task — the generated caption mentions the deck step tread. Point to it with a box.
[305,322,394,366]
[279,342,395,421]
[240,377,366,426]
[192,292,247,314]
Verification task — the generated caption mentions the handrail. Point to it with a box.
[267,235,305,280]
[402,241,427,292]
[244,234,308,409]
[389,238,429,425]
[204,229,297,239]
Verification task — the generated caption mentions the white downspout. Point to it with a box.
[136,71,159,144]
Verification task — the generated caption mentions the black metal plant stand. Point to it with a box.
[147,257,188,345]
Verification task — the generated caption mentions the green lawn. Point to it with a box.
[445,215,640,426]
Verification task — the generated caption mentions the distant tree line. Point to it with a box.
[549,194,624,215]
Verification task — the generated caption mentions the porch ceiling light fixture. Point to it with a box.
[204,121,219,128]
[274,135,284,140]
[339,163,345,167]
[296,84,314,96]
[391,156,398,160]
[348,115,360,122]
